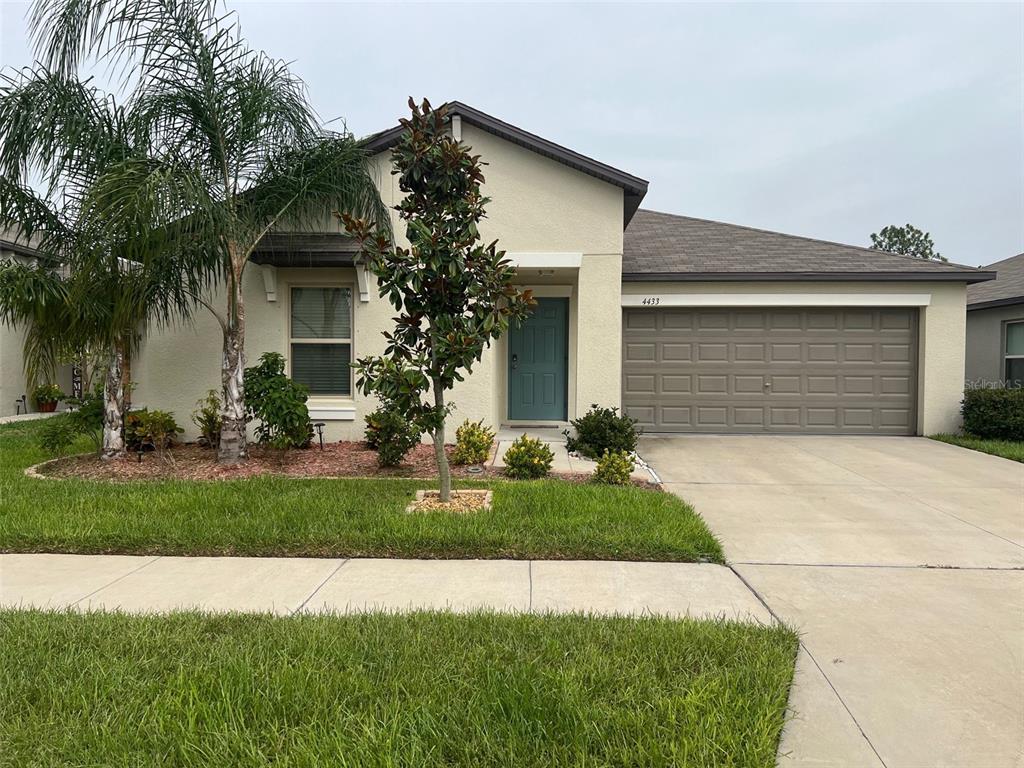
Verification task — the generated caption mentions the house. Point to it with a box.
[965,252,1024,388]
[4,102,995,434]
[0,232,73,417]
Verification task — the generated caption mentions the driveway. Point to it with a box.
[641,435,1024,768]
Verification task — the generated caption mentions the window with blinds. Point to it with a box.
[289,286,352,396]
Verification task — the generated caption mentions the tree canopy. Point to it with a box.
[869,224,947,262]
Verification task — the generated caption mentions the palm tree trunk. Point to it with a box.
[218,269,247,464]
[431,375,451,502]
[101,342,126,460]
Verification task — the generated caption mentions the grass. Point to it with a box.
[0,609,798,766]
[930,433,1024,463]
[0,421,723,562]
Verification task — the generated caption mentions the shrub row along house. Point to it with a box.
[1,102,996,437]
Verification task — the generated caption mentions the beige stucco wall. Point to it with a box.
[134,124,626,441]
[621,280,969,435]
[965,303,1024,386]
[0,320,29,417]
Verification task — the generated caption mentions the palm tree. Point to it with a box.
[0,72,205,458]
[29,0,390,463]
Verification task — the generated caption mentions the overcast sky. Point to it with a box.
[2,1,1021,266]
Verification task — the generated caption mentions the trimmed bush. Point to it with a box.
[125,409,183,452]
[364,406,420,467]
[593,449,635,485]
[564,404,640,459]
[502,435,554,480]
[961,388,1024,441]
[452,419,495,465]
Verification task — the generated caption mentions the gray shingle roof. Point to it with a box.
[967,253,1024,309]
[623,209,994,283]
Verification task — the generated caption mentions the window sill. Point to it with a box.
[307,400,356,421]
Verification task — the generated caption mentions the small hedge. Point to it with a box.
[961,388,1024,441]
[593,449,635,485]
[503,435,554,479]
[564,405,639,459]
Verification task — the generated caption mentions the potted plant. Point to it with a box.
[31,383,64,413]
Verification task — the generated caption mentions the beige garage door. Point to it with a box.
[622,307,918,434]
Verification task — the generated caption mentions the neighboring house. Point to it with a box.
[8,102,996,433]
[965,252,1024,388]
[0,233,76,417]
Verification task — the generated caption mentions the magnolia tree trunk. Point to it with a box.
[101,343,126,460]
[218,274,247,464]
[431,376,452,502]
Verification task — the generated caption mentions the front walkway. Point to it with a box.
[642,434,1024,768]
[1,554,770,621]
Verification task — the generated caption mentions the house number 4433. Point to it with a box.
[641,296,661,306]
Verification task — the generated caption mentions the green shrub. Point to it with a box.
[564,404,640,459]
[502,435,554,479]
[364,406,420,467]
[37,386,104,454]
[593,449,635,485]
[244,352,313,450]
[191,389,222,449]
[961,388,1024,440]
[38,415,79,455]
[125,409,183,452]
[30,383,63,408]
[452,419,495,465]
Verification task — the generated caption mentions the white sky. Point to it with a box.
[2,0,1021,266]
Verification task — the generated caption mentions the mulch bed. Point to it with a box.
[35,441,601,484]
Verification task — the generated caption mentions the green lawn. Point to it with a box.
[930,433,1024,463]
[0,421,722,562]
[0,610,797,767]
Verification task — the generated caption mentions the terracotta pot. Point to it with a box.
[38,401,57,413]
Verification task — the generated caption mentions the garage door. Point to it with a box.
[622,307,918,434]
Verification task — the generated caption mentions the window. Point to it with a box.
[290,286,352,396]
[1006,321,1024,388]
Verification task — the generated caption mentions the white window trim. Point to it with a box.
[288,284,355,402]
[1005,320,1024,379]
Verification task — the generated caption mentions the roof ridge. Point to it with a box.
[981,252,1024,270]
[635,208,982,273]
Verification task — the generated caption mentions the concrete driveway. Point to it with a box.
[641,435,1024,768]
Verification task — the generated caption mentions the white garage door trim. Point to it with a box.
[621,293,932,307]
[622,306,920,435]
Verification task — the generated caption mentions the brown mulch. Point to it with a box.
[36,441,597,484]
[407,489,493,514]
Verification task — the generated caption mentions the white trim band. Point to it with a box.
[308,406,356,421]
[508,252,582,269]
[621,293,933,308]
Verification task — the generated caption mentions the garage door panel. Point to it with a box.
[622,307,918,434]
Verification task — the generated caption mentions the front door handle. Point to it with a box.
[511,354,519,370]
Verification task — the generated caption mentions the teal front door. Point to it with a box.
[508,297,568,421]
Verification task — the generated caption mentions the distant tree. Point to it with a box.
[869,224,947,262]
[343,99,534,502]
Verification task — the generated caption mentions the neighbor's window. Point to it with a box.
[1006,321,1024,388]
[289,286,352,396]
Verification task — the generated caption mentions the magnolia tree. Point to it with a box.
[343,99,533,501]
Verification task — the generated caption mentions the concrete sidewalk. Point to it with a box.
[0,554,772,622]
